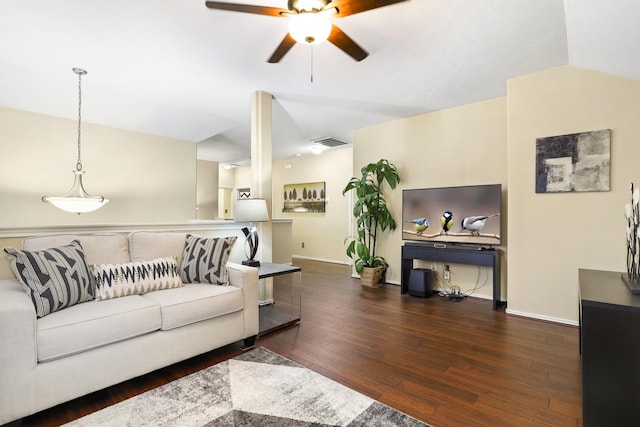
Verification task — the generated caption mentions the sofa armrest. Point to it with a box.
[0,279,37,424]
[226,262,259,338]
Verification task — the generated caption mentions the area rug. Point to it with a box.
[64,347,430,426]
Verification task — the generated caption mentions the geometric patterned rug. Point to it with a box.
[63,347,431,426]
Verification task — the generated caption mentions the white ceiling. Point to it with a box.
[1,0,638,164]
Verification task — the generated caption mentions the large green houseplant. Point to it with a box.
[342,159,400,286]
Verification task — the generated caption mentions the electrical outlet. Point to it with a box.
[431,263,437,271]
[444,265,450,281]
[301,242,305,248]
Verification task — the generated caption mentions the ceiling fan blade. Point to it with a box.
[331,0,408,18]
[205,1,288,17]
[267,33,297,63]
[327,24,368,61]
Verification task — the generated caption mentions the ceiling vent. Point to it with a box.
[312,136,349,148]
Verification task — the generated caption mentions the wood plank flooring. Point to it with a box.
[19,259,582,427]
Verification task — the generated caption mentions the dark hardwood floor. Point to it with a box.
[19,259,582,427]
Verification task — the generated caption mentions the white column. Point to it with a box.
[251,91,274,303]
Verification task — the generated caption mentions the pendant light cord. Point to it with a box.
[76,70,83,172]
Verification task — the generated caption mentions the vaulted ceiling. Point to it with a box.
[1,1,638,164]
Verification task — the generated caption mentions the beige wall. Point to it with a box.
[234,166,252,191]
[218,166,236,189]
[0,107,196,227]
[507,66,640,323]
[352,98,508,299]
[272,148,353,264]
[196,159,219,220]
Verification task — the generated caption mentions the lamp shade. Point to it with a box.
[234,198,269,223]
[288,12,332,45]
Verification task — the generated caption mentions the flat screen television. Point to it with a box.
[402,184,502,247]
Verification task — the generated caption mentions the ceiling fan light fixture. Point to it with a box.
[288,12,332,45]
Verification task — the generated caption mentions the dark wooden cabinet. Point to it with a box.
[579,269,640,427]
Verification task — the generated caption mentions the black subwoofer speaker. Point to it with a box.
[408,268,434,298]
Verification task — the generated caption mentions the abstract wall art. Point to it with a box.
[535,129,611,193]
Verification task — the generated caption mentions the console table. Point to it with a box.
[579,269,640,426]
[401,243,503,309]
[257,262,301,336]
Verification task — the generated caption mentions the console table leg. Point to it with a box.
[492,256,501,310]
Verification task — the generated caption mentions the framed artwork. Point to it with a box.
[283,181,326,213]
[535,129,611,193]
[238,188,251,199]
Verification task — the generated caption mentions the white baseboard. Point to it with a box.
[506,308,578,326]
[292,255,350,265]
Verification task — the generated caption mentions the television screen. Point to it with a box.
[402,184,502,246]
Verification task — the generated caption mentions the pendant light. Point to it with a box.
[42,68,109,214]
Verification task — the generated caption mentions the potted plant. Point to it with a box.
[342,159,400,287]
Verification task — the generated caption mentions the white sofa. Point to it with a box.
[0,231,259,425]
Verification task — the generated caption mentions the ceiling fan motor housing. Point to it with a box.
[289,0,329,13]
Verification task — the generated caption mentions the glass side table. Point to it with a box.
[257,262,301,336]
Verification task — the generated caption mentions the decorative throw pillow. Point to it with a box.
[91,257,184,301]
[3,240,94,318]
[180,234,236,285]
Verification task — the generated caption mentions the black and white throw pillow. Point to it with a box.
[91,257,184,300]
[180,234,236,285]
[3,240,94,318]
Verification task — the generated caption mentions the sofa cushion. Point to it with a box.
[180,234,237,285]
[91,257,184,301]
[142,284,243,330]
[128,231,187,266]
[37,295,161,362]
[3,241,94,318]
[22,233,130,265]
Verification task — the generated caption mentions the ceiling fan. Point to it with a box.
[205,0,409,63]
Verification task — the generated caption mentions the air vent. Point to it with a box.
[312,136,349,148]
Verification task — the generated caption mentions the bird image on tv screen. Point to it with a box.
[402,184,502,246]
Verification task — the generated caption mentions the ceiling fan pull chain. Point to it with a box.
[310,44,314,83]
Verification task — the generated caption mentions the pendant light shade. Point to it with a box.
[43,170,107,213]
[43,68,108,214]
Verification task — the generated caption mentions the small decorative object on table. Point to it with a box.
[623,183,640,294]
[234,198,270,267]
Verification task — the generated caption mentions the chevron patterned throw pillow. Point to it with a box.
[180,234,237,285]
[91,257,184,301]
[4,240,94,318]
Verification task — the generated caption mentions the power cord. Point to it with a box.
[446,285,464,302]
[438,264,464,302]
[438,265,490,302]
[460,265,490,297]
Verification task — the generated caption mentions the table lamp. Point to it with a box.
[234,198,270,267]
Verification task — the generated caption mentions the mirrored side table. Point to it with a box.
[257,262,301,336]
